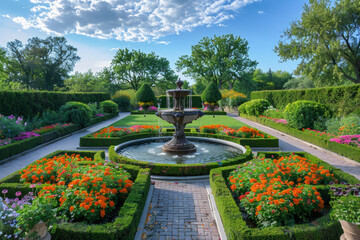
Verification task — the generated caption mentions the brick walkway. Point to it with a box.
[142,180,219,240]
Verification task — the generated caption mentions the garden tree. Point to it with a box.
[283,76,315,89]
[64,70,112,93]
[201,81,222,110]
[0,47,8,80]
[6,36,80,90]
[176,34,257,90]
[275,0,360,85]
[252,69,293,90]
[111,48,178,91]
[136,83,156,104]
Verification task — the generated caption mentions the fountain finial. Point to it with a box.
[176,78,183,89]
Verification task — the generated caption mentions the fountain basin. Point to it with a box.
[155,109,204,125]
[114,137,247,164]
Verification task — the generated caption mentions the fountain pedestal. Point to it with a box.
[156,79,204,154]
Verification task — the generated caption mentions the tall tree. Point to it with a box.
[111,48,177,91]
[176,34,257,90]
[275,0,360,85]
[0,47,8,80]
[7,36,80,90]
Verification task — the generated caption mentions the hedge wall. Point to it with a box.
[250,84,360,116]
[0,91,110,118]
[210,151,360,240]
[156,95,202,108]
[239,114,360,163]
[0,150,150,240]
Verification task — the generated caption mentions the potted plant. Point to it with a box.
[330,183,360,240]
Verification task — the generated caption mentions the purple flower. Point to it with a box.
[2,189,8,194]
[30,184,36,188]
[15,191,21,197]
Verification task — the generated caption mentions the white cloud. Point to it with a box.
[258,10,264,14]
[14,0,261,42]
[1,14,11,19]
[156,41,170,45]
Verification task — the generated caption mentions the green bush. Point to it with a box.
[136,83,156,104]
[251,85,360,116]
[0,91,109,118]
[201,81,222,103]
[0,116,25,138]
[238,99,270,116]
[100,100,118,114]
[284,101,330,129]
[263,107,284,119]
[60,102,92,127]
[112,93,131,111]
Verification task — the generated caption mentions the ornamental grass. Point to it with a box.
[228,154,337,227]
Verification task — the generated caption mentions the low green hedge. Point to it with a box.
[0,113,118,162]
[210,151,360,240]
[130,111,157,115]
[0,150,150,240]
[109,142,253,176]
[130,110,226,115]
[80,128,279,148]
[239,114,360,163]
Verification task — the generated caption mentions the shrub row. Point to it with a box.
[80,129,279,148]
[0,150,150,240]
[250,84,360,116]
[109,144,253,176]
[0,113,118,162]
[156,95,202,108]
[210,151,360,240]
[0,91,110,118]
[239,114,360,163]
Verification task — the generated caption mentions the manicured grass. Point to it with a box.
[112,115,248,128]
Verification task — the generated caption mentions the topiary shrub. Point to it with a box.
[100,100,118,114]
[201,81,222,111]
[112,93,131,111]
[136,83,156,107]
[60,102,92,127]
[238,99,271,116]
[284,100,331,129]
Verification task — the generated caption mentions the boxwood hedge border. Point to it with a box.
[0,150,150,240]
[0,112,119,162]
[80,128,279,148]
[210,151,360,240]
[239,113,360,163]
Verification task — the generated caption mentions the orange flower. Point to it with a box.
[100,209,105,218]
[70,206,74,212]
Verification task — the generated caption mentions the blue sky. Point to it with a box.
[0,0,308,84]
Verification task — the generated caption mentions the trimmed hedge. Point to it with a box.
[0,113,118,162]
[156,95,202,108]
[210,151,360,240]
[0,150,151,240]
[130,110,226,115]
[109,144,253,176]
[0,91,110,118]
[239,114,360,163]
[80,128,279,148]
[251,84,360,116]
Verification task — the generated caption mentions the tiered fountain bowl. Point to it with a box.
[155,79,204,154]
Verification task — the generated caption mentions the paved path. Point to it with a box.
[142,180,219,240]
[0,112,130,179]
[228,113,360,180]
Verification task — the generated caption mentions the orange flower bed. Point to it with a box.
[93,125,159,138]
[199,124,269,138]
[19,154,133,223]
[228,154,337,227]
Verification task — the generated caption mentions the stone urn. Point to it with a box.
[26,221,51,240]
[339,220,360,240]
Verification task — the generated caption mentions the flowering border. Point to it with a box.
[0,150,150,240]
[209,151,360,239]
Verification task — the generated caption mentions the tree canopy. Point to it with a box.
[176,34,257,89]
[253,69,293,91]
[111,48,178,91]
[6,36,80,90]
[275,0,360,85]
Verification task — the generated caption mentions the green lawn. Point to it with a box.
[111,115,247,128]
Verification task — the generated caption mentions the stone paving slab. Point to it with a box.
[0,113,130,179]
[229,113,360,180]
[142,180,220,240]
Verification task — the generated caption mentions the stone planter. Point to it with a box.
[339,220,360,240]
[26,221,51,240]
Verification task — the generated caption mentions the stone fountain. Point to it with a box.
[156,79,204,153]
